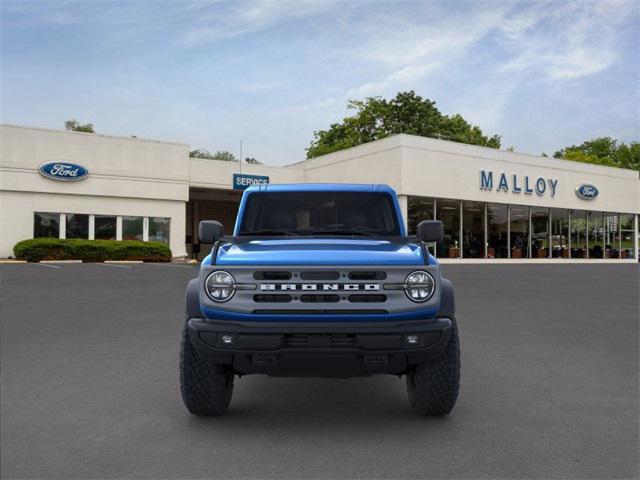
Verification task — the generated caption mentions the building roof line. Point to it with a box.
[0,123,190,147]
[288,133,639,179]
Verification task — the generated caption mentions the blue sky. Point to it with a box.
[2,0,639,165]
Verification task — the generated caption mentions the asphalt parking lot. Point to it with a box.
[1,263,638,479]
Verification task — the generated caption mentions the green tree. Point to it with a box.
[189,149,238,162]
[64,119,94,133]
[189,149,215,159]
[554,137,640,171]
[212,150,237,162]
[306,91,501,158]
[244,157,261,164]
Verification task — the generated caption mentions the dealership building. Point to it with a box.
[1,124,638,262]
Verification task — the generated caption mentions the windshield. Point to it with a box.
[238,191,401,237]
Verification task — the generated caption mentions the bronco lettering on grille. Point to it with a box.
[260,283,380,291]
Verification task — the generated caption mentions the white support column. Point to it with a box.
[507,205,511,258]
[617,214,621,259]
[483,203,488,259]
[397,194,409,235]
[459,201,463,259]
[143,217,149,242]
[527,207,532,258]
[88,215,95,240]
[548,208,552,258]
[634,214,639,260]
[116,216,123,241]
[59,213,66,239]
[432,198,438,258]
[193,200,199,243]
[568,211,572,259]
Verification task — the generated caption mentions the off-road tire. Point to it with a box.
[180,319,234,416]
[406,317,460,416]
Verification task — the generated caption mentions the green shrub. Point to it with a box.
[13,238,172,262]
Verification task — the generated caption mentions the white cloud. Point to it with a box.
[347,63,440,97]
[183,0,341,44]
[499,0,637,79]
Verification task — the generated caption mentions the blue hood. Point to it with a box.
[210,238,425,266]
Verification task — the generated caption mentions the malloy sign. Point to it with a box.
[480,170,558,197]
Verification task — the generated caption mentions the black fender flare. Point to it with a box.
[185,277,202,318]
[437,277,455,318]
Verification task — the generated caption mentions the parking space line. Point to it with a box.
[35,263,61,269]
[96,263,132,269]
[147,263,196,268]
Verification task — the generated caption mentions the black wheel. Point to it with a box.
[180,319,234,416]
[406,317,460,416]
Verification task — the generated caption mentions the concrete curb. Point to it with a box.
[104,260,144,264]
[0,259,27,264]
[437,258,638,264]
[40,260,83,264]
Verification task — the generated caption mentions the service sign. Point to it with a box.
[233,173,269,190]
[575,184,598,200]
[39,161,89,182]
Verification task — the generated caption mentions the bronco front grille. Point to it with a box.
[202,266,433,315]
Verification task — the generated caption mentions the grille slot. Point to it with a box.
[285,334,308,347]
[348,294,387,303]
[284,334,357,348]
[300,294,340,303]
[348,271,387,280]
[300,271,341,280]
[253,271,291,280]
[253,294,292,303]
[331,334,356,347]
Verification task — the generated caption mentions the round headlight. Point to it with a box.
[205,271,236,302]
[404,270,435,302]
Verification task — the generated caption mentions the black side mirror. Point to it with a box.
[199,220,224,244]
[416,220,443,243]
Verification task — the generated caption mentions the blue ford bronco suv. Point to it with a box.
[181,184,460,416]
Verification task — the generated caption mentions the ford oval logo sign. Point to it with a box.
[575,184,598,200]
[39,161,89,182]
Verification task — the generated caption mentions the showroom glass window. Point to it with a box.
[407,196,434,234]
[551,209,570,258]
[462,201,484,258]
[603,213,619,259]
[620,214,635,259]
[588,211,604,258]
[34,212,59,238]
[65,214,89,239]
[510,205,529,259]
[122,216,143,241]
[95,215,117,240]
[531,207,550,258]
[149,217,170,244]
[436,199,460,258]
[571,210,587,258]
[487,203,508,259]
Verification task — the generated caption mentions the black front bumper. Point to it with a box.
[188,317,453,377]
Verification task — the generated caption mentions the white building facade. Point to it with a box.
[1,124,638,262]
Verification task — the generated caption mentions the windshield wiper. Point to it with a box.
[239,229,299,237]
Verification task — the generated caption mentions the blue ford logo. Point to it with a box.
[39,161,89,182]
[575,184,598,200]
